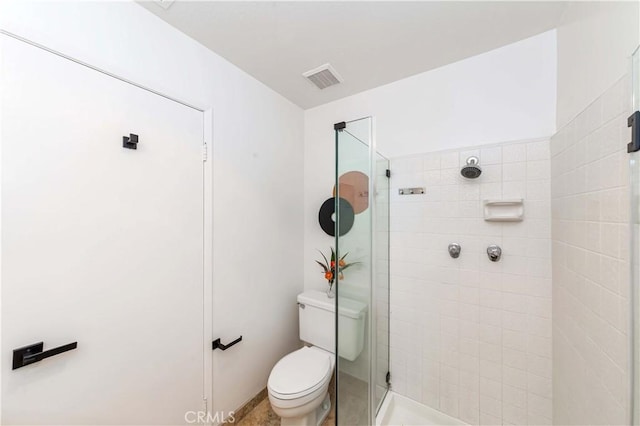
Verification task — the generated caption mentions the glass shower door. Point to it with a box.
[334,117,390,425]
[631,46,640,426]
[374,150,391,414]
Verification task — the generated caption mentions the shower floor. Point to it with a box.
[376,392,467,426]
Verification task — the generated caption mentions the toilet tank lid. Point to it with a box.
[297,290,367,319]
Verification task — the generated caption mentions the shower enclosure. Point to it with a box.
[332,64,640,426]
[334,117,390,425]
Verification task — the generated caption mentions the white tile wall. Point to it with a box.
[389,138,552,425]
[550,75,631,425]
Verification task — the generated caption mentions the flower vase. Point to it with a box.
[326,282,335,298]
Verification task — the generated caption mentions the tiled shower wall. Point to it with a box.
[550,75,631,425]
[389,139,553,425]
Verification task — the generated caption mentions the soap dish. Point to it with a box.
[483,199,524,222]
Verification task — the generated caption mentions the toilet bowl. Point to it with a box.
[267,346,334,426]
[268,290,367,426]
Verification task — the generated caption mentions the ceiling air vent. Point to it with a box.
[302,64,343,90]
[153,0,175,10]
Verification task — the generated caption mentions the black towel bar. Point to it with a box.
[13,341,78,370]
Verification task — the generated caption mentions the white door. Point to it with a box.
[1,35,205,424]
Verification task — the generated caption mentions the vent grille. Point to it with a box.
[302,64,343,90]
[153,0,175,10]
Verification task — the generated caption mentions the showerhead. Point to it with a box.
[461,156,482,179]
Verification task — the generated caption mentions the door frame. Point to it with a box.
[203,109,214,420]
[0,29,215,421]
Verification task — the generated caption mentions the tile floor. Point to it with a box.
[235,372,369,426]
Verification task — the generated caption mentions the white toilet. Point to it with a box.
[268,290,367,426]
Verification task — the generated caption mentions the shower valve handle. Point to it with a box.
[448,243,461,258]
[487,245,502,262]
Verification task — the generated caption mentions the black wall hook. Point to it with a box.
[123,133,138,150]
[212,336,242,351]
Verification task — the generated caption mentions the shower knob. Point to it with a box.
[487,245,502,262]
[448,243,461,259]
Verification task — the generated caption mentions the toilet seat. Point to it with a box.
[268,347,333,401]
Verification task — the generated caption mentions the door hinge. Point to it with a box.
[386,169,391,178]
[202,143,208,162]
[628,111,640,153]
[386,371,391,385]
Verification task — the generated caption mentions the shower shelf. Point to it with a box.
[483,199,524,222]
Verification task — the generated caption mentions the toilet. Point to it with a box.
[268,290,367,426]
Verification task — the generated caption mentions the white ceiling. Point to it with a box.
[138,1,567,109]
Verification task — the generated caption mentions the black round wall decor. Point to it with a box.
[318,197,355,236]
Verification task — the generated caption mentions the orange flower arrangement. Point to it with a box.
[316,247,357,295]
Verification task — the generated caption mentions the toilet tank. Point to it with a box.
[297,290,367,362]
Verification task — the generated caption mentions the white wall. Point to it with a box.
[551,75,631,425]
[553,2,638,424]
[556,1,640,128]
[0,0,304,420]
[304,30,557,294]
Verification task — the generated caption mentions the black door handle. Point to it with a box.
[212,336,242,351]
[12,341,78,370]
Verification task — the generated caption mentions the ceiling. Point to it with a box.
[138,1,567,109]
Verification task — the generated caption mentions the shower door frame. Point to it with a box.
[334,116,390,425]
[630,44,640,426]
